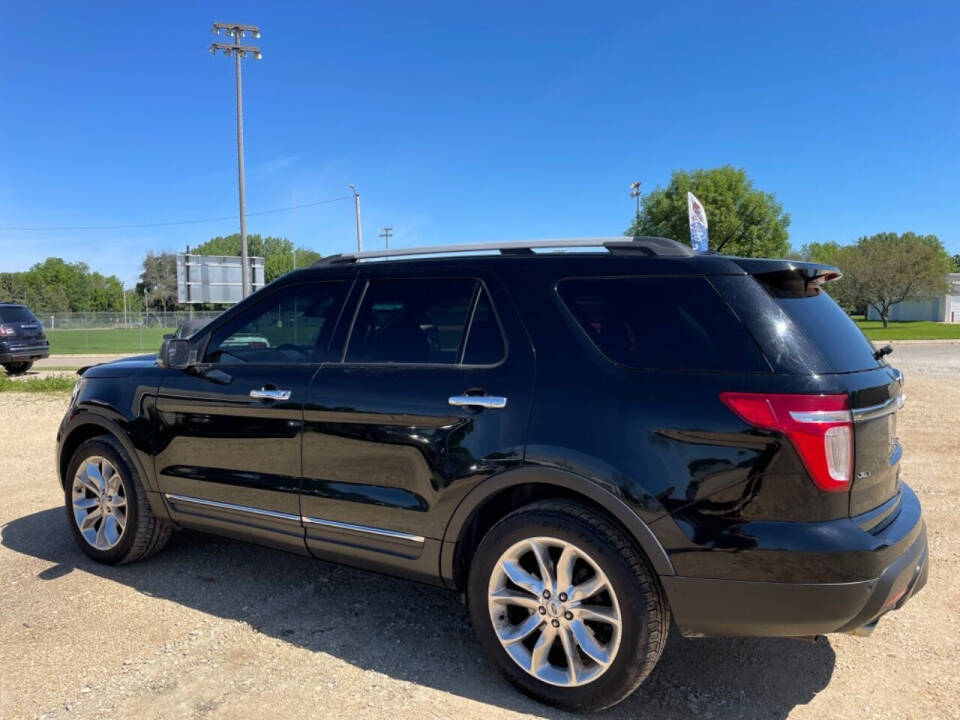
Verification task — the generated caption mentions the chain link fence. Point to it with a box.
[38,311,223,355]
[37,311,222,331]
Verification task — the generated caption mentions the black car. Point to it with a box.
[0,302,50,374]
[56,237,927,711]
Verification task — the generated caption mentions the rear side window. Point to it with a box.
[0,306,38,323]
[557,276,769,372]
[346,278,477,364]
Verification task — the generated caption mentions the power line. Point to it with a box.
[0,194,353,232]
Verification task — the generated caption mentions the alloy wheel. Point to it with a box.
[487,536,622,687]
[71,456,127,550]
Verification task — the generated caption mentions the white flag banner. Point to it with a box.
[687,192,709,253]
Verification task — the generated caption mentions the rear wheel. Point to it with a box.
[65,436,172,564]
[3,361,32,375]
[467,500,669,712]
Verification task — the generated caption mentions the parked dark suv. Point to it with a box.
[56,237,927,711]
[0,302,49,374]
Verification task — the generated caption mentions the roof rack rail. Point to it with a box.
[316,236,693,265]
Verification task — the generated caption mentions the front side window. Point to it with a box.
[345,278,479,364]
[205,282,346,364]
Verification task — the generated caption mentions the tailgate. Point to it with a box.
[850,374,905,516]
[14,321,44,339]
[714,259,906,518]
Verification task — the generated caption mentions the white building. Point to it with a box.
[866,273,960,322]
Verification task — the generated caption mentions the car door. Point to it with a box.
[300,269,534,582]
[155,279,351,553]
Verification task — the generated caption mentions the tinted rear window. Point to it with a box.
[753,272,879,373]
[0,306,37,323]
[557,277,769,372]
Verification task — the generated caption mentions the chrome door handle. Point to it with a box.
[250,388,292,401]
[448,395,507,409]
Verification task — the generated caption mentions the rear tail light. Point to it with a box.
[720,392,854,492]
[0,325,15,336]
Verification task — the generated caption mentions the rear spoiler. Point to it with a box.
[725,258,842,298]
[729,258,842,284]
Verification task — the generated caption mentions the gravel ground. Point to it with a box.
[1,344,958,720]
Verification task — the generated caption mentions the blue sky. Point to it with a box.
[0,1,957,286]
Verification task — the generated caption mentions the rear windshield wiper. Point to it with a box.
[873,344,893,361]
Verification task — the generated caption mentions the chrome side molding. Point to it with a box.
[164,493,301,522]
[302,515,426,544]
[164,493,425,544]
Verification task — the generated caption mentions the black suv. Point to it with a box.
[0,302,49,374]
[56,237,927,711]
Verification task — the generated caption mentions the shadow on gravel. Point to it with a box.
[4,508,836,719]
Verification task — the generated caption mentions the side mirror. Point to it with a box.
[159,338,192,369]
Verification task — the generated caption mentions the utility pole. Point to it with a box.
[210,22,262,297]
[630,181,642,230]
[379,227,392,250]
[350,184,363,252]
[122,284,128,329]
[292,190,297,270]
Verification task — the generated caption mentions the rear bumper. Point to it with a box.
[0,344,49,363]
[662,484,928,638]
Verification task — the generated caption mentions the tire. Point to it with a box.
[467,500,669,712]
[3,361,32,375]
[64,436,172,565]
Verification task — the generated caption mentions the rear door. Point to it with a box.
[155,280,350,553]
[300,270,534,581]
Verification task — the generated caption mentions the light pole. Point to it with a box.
[349,185,363,252]
[630,181,641,229]
[379,227,392,250]
[210,22,262,298]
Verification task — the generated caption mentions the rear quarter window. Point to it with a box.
[557,276,770,372]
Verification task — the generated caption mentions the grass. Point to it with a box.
[0,374,76,393]
[45,327,173,354]
[855,320,960,341]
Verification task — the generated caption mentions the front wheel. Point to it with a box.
[65,436,172,564]
[3,361,32,375]
[467,500,669,712]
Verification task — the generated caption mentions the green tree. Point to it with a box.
[840,232,952,328]
[1,260,127,313]
[191,233,321,282]
[627,166,791,258]
[798,242,863,313]
[800,241,845,266]
[138,252,178,312]
[26,258,94,311]
[88,272,124,311]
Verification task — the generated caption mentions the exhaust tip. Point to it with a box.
[847,620,879,637]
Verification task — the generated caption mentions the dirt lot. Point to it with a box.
[2,344,958,720]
